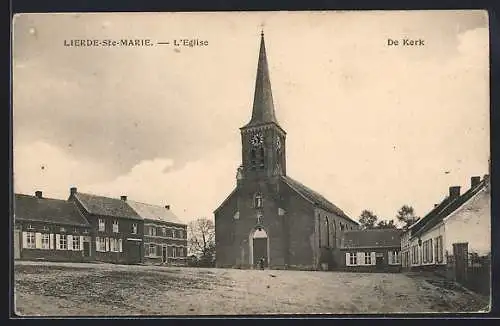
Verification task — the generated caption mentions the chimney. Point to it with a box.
[70,187,77,196]
[471,176,481,188]
[120,195,127,201]
[35,191,42,198]
[165,205,170,210]
[449,186,461,198]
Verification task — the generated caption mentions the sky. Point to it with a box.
[12,10,490,225]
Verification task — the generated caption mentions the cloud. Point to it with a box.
[13,141,110,199]
[83,141,240,223]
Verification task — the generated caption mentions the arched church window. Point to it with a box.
[254,193,263,208]
[259,147,265,168]
[325,216,330,248]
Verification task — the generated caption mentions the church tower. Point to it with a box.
[239,31,286,182]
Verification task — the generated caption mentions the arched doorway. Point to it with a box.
[249,226,269,268]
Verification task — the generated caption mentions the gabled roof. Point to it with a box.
[14,194,90,227]
[127,200,185,226]
[341,229,402,249]
[281,175,358,225]
[72,192,142,220]
[410,176,489,239]
[213,187,238,215]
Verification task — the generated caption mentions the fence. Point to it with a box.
[445,243,490,296]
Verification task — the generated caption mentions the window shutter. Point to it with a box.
[357,252,363,265]
[157,244,162,257]
[371,252,376,265]
[388,251,393,264]
[345,252,350,266]
[105,238,109,252]
[49,234,54,249]
[79,236,84,251]
[67,235,73,251]
[56,234,61,250]
[145,243,149,256]
[22,231,28,249]
[118,239,123,252]
[35,232,42,249]
[96,237,100,252]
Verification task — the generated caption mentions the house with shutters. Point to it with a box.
[339,229,402,273]
[126,200,188,265]
[214,32,359,271]
[68,188,145,265]
[14,191,92,262]
[401,175,490,272]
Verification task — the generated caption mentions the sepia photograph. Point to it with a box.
[12,10,491,316]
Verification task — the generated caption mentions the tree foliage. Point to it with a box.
[396,205,419,229]
[358,210,378,229]
[187,218,215,267]
[376,219,397,229]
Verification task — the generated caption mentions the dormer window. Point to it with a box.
[254,193,263,208]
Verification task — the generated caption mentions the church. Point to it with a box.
[214,32,359,270]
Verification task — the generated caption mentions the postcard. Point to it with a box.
[12,10,491,316]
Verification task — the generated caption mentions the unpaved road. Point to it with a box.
[13,261,489,316]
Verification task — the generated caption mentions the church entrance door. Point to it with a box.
[250,227,268,268]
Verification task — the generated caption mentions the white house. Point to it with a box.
[401,175,490,271]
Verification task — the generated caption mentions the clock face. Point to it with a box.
[250,133,264,146]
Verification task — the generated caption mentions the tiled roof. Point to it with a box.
[127,200,185,225]
[14,194,90,227]
[341,229,402,249]
[73,192,142,220]
[411,177,489,239]
[281,175,358,225]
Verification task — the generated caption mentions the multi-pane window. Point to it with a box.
[110,238,116,252]
[411,245,419,264]
[132,223,137,234]
[435,236,444,263]
[96,237,107,252]
[41,233,50,249]
[148,244,157,257]
[113,220,119,233]
[389,251,401,264]
[149,227,156,236]
[422,239,433,263]
[364,252,372,265]
[348,252,357,265]
[171,229,175,238]
[26,232,36,248]
[59,234,67,250]
[72,236,80,250]
[98,219,105,232]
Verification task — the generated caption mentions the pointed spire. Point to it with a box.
[244,31,278,128]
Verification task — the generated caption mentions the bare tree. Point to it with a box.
[187,218,215,266]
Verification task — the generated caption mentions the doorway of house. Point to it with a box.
[83,241,90,257]
[375,254,384,270]
[162,246,168,263]
[252,227,268,268]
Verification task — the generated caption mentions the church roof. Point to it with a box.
[14,193,90,227]
[242,32,279,129]
[281,175,358,225]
